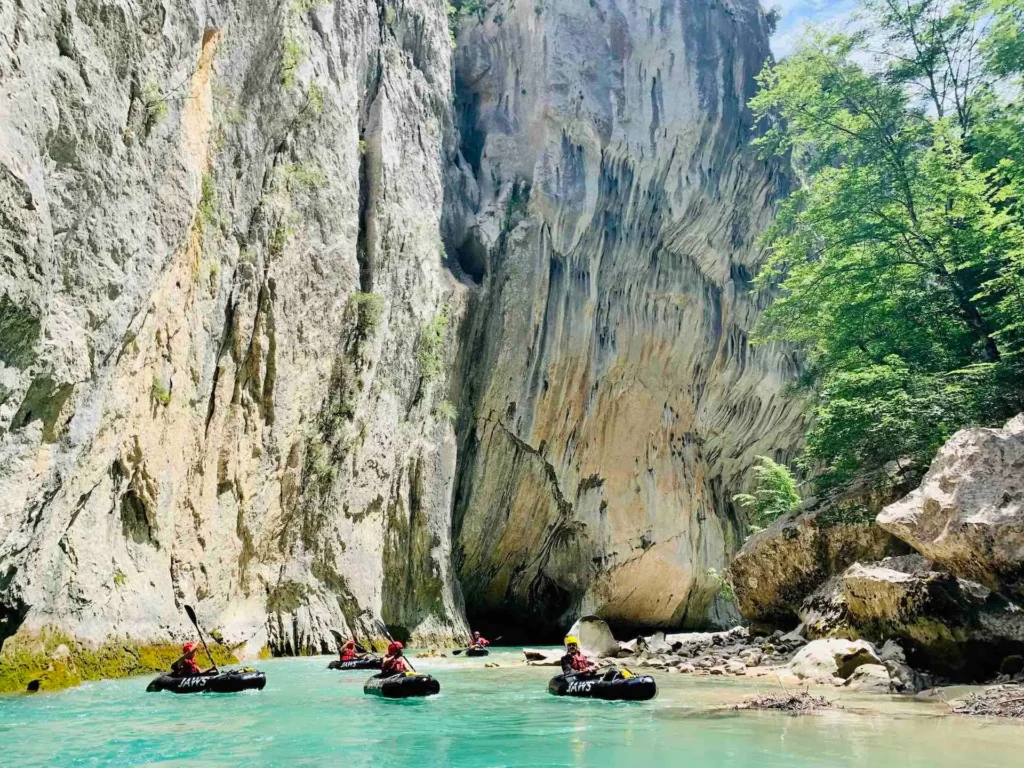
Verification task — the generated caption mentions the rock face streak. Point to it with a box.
[450,0,805,633]
[1,0,803,651]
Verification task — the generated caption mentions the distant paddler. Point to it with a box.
[470,631,490,649]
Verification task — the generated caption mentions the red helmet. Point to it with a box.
[387,641,403,655]
[182,641,198,654]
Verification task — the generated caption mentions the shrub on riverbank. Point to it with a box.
[0,629,238,693]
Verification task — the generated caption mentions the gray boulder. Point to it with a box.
[730,484,911,631]
[799,556,1024,681]
[566,615,620,658]
[878,414,1024,601]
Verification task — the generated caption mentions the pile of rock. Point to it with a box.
[523,615,924,693]
[612,627,807,679]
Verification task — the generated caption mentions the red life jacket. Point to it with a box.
[382,655,410,675]
[340,641,357,662]
[473,637,490,647]
[568,652,591,672]
[175,657,201,676]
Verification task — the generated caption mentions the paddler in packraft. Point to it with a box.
[381,641,411,675]
[470,631,490,649]
[171,642,211,677]
[561,636,597,676]
[339,638,360,663]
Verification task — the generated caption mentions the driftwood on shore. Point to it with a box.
[952,685,1024,719]
[735,690,835,713]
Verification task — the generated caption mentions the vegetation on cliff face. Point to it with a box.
[732,456,802,530]
[0,630,238,694]
[751,0,1024,491]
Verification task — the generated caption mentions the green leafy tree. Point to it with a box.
[733,456,801,528]
[749,0,1024,489]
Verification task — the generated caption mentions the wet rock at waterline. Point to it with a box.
[782,639,883,686]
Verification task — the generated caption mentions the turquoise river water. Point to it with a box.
[2,647,1023,766]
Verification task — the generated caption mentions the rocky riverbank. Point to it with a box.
[729,415,1024,687]
[524,617,1024,718]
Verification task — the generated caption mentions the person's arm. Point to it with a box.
[561,655,574,675]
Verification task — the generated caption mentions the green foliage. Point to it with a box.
[435,400,458,422]
[733,456,801,528]
[417,305,450,382]
[984,0,1024,77]
[269,223,291,259]
[142,79,168,127]
[112,569,127,587]
[447,0,485,46]
[281,35,302,89]
[350,292,385,338]
[749,0,1024,490]
[151,376,171,406]
[706,568,735,603]
[279,162,326,192]
[307,80,324,114]
[198,173,218,233]
[816,503,876,527]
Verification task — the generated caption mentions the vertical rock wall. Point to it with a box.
[0,0,468,652]
[449,0,807,634]
[0,0,806,652]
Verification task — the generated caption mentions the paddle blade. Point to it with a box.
[452,649,464,656]
[185,605,199,628]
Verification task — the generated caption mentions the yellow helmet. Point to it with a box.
[564,635,580,646]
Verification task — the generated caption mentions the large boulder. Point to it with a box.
[729,490,910,630]
[878,415,1024,601]
[566,616,620,658]
[785,639,882,684]
[799,555,1024,680]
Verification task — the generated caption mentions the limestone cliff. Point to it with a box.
[1,0,804,654]
[0,0,467,653]
[449,0,806,634]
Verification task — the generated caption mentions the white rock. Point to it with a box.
[567,616,620,658]
[786,639,882,683]
[843,664,893,693]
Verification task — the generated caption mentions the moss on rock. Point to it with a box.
[0,629,238,694]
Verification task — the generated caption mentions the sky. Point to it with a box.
[771,0,860,57]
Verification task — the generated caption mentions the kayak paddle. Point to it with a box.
[375,618,417,672]
[184,604,219,673]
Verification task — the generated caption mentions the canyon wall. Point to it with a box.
[449,0,806,634]
[0,0,468,653]
[0,0,804,653]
